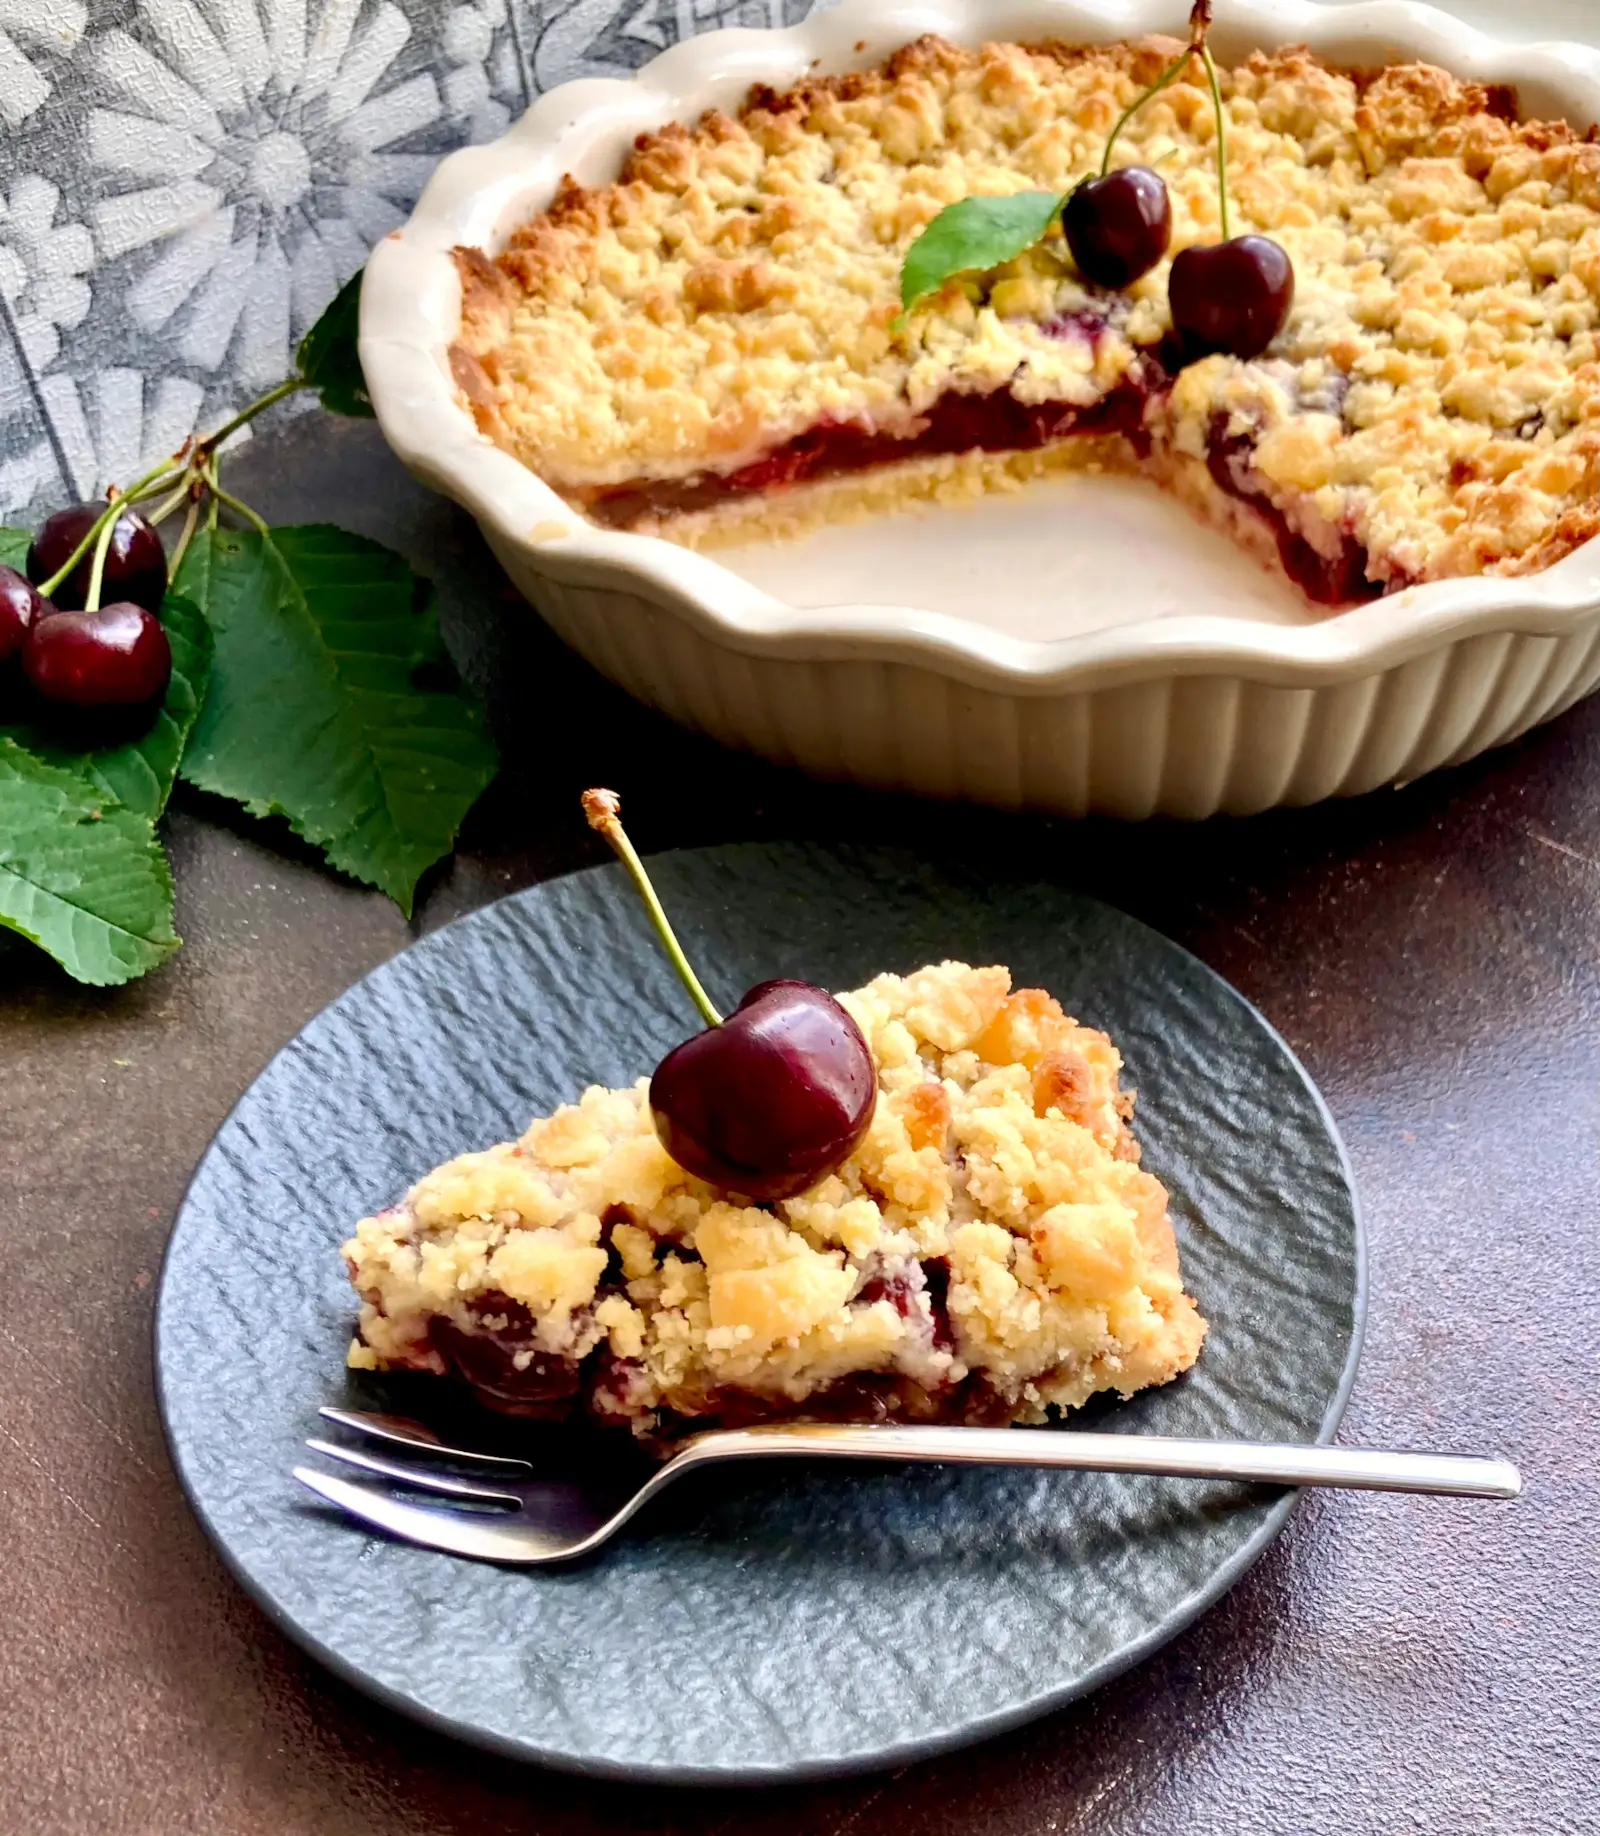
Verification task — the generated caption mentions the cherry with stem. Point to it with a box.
[1167,0,1295,360]
[583,789,877,1201]
[1062,38,1197,290]
[31,370,305,610]
[1063,6,1239,293]
[15,335,316,740]
[22,598,173,719]
[23,474,175,723]
[29,464,181,612]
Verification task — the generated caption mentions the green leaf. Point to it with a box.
[898,191,1062,320]
[0,739,178,986]
[4,593,214,821]
[173,526,497,915]
[295,270,374,417]
[0,527,28,570]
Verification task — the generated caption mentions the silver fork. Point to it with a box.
[294,1408,1522,1566]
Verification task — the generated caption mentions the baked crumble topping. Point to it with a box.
[342,961,1207,1439]
[451,35,1598,600]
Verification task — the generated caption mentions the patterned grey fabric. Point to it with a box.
[0,0,813,524]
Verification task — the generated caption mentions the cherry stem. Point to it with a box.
[84,494,122,614]
[1099,45,1196,177]
[1199,38,1230,242]
[39,332,306,603]
[582,789,724,1029]
[209,475,271,535]
[53,372,299,594]
[197,376,305,460]
[167,493,201,585]
[142,480,191,529]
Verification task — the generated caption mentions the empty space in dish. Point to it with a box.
[716,471,1315,639]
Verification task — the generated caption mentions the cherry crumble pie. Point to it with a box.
[450,34,1598,606]
[343,962,1207,1441]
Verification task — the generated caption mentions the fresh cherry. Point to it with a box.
[650,980,876,1200]
[0,565,47,664]
[1168,235,1294,361]
[27,502,168,614]
[23,603,172,709]
[1063,167,1172,289]
[582,789,879,1202]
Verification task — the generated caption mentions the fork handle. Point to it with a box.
[677,1426,1522,1499]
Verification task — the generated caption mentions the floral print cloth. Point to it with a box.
[0,0,810,523]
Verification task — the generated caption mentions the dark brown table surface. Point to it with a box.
[2,415,1594,1835]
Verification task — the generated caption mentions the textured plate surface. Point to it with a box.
[155,843,1363,1784]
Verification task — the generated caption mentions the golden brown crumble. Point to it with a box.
[343,961,1207,1435]
[451,34,1597,588]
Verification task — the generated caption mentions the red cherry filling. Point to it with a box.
[23,602,173,708]
[428,1294,586,1417]
[855,1255,956,1354]
[585,357,1169,527]
[1169,235,1294,360]
[650,979,877,1200]
[1204,415,1385,606]
[1063,166,1172,289]
[26,502,168,615]
[0,565,47,663]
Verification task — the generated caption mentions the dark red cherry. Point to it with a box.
[27,502,168,614]
[0,565,47,663]
[1169,235,1294,360]
[24,602,172,709]
[1063,166,1172,289]
[649,979,877,1200]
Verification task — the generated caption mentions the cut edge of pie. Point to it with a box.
[447,34,1600,608]
[341,961,1208,1447]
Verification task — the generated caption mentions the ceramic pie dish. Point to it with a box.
[359,0,1600,818]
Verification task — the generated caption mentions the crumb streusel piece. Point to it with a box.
[451,35,1598,604]
[343,962,1207,1441]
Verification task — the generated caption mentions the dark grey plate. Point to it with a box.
[155,842,1364,1785]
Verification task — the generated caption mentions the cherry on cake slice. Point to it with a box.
[343,959,1207,1442]
[343,795,1204,1445]
[450,33,1598,605]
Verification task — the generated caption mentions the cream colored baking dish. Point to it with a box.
[359,0,1600,818]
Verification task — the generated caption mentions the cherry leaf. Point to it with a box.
[0,739,178,987]
[898,191,1062,321]
[295,270,375,418]
[173,526,496,916]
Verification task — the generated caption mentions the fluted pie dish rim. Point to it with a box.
[359,0,1599,702]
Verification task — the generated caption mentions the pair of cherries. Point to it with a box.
[1055,1,1295,365]
[0,503,174,731]
[583,790,876,1201]
[1061,164,1293,361]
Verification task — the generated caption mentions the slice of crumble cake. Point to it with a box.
[343,961,1206,1442]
